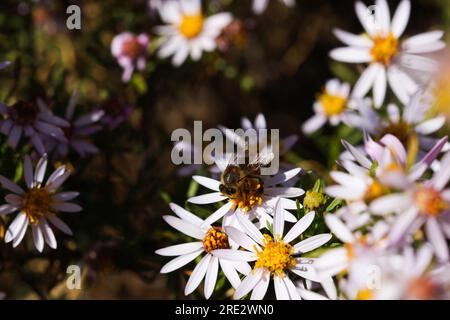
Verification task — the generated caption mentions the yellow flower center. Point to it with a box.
[303,190,324,210]
[319,92,347,116]
[434,78,450,115]
[254,234,296,278]
[179,14,204,39]
[365,181,388,202]
[21,188,54,224]
[356,289,374,300]
[414,187,449,217]
[202,227,230,253]
[370,32,399,66]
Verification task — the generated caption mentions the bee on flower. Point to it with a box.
[188,152,304,231]
[155,0,232,66]
[212,199,334,300]
[156,203,250,299]
[330,0,445,107]
[0,154,81,252]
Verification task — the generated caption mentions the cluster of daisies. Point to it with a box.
[157,0,450,300]
[0,62,131,252]
[113,0,301,80]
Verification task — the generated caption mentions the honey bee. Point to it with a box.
[218,152,273,210]
[219,163,264,200]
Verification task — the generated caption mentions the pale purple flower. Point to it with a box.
[370,150,450,262]
[0,99,69,155]
[95,97,133,130]
[111,32,149,82]
[45,90,104,158]
[0,61,11,69]
[0,154,81,252]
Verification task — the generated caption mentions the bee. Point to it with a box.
[219,163,264,200]
[218,151,273,210]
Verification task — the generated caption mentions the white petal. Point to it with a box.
[188,192,228,204]
[202,202,234,228]
[163,215,205,240]
[192,175,221,191]
[373,66,387,108]
[46,215,73,235]
[274,274,290,300]
[391,0,410,37]
[294,234,332,253]
[224,226,260,252]
[204,256,219,299]
[185,254,211,296]
[32,224,44,252]
[250,273,270,300]
[325,214,354,243]
[329,47,372,63]
[40,219,57,249]
[283,211,315,243]
[155,242,203,256]
[0,175,24,194]
[169,203,204,226]
[234,268,264,299]
[236,212,265,245]
[273,198,285,238]
[333,28,373,47]
[352,63,380,99]
[219,259,242,289]
[160,249,203,273]
[212,249,257,262]
[426,218,449,262]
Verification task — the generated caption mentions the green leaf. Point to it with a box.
[326,198,343,212]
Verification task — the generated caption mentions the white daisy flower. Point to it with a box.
[188,155,304,230]
[344,92,448,152]
[156,0,232,66]
[156,203,250,299]
[370,150,450,262]
[252,0,295,15]
[0,154,81,252]
[302,79,352,134]
[213,199,334,300]
[356,244,449,300]
[315,214,389,298]
[330,0,446,107]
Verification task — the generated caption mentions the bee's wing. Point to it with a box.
[249,147,274,166]
[214,152,236,172]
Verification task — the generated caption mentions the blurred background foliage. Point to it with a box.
[0,0,448,299]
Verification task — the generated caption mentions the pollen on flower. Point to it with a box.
[254,234,296,278]
[370,32,399,66]
[356,289,374,300]
[303,190,324,210]
[231,192,263,213]
[414,187,449,216]
[202,227,230,253]
[365,180,388,202]
[179,14,204,38]
[319,92,347,117]
[122,38,146,60]
[21,187,54,224]
[345,243,355,261]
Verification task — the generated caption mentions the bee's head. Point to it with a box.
[219,183,238,197]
